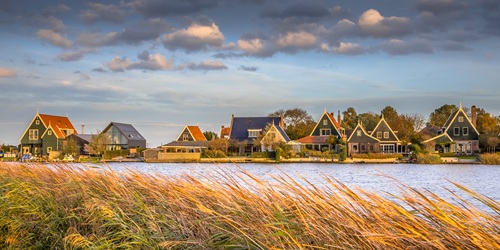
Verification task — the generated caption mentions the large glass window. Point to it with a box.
[29,129,38,140]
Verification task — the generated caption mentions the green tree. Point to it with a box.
[381,105,399,126]
[269,108,315,140]
[208,138,229,154]
[203,131,218,141]
[358,112,380,132]
[342,107,358,131]
[62,137,79,156]
[85,130,111,157]
[477,110,500,152]
[429,104,458,126]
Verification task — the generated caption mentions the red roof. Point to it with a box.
[220,127,230,138]
[187,126,207,141]
[38,114,78,138]
[297,136,329,144]
[326,112,341,129]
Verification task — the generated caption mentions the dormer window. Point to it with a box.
[248,129,261,138]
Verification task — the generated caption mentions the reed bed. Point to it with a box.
[0,162,499,249]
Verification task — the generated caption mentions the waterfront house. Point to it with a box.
[347,121,380,155]
[219,125,230,139]
[162,125,208,153]
[258,122,291,151]
[19,112,77,158]
[370,116,407,153]
[101,122,146,151]
[298,110,344,152]
[65,133,92,156]
[423,105,479,155]
[175,125,207,142]
[228,115,286,154]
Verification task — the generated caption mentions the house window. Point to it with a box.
[48,130,52,136]
[182,133,189,141]
[454,127,460,136]
[352,144,358,152]
[29,129,39,140]
[36,120,40,125]
[361,144,366,151]
[356,130,361,136]
[376,132,382,138]
[248,129,261,138]
[383,132,389,139]
[323,119,328,125]
[462,127,469,136]
[458,116,464,122]
[47,147,52,153]
[320,129,331,136]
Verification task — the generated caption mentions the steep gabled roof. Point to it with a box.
[103,122,146,142]
[220,126,230,138]
[297,135,329,144]
[176,126,207,141]
[229,116,283,142]
[20,113,78,141]
[262,123,291,143]
[309,110,342,136]
[370,117,400,142]
[442,107,480,136]
[347,123,379,143]
[423,133,453,144]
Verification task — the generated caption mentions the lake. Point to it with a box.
[86,162,500,204]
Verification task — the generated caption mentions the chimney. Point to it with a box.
[471,105,477,128]
[81,124,85,134]
[337,110,341,126]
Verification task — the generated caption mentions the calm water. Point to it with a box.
[89,162,500,203]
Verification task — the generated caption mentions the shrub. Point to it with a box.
[339,146,347,161]
[416,154,442,164]
[202,150,227,158]
[351,153,403,159]
[409,144,421,154]
[251,151,272,158]
[479,153,500,165]
[275,147,283,162]
[439,152,456,157]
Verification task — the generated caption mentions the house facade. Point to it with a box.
[258,122,291,151]
[423,105,479,155]
[228,115,286,153]
[176,126,207,142]
[370,116,407,153]
[347,123,380,155]
[102,122,146,150]
[298,110,344,151]
[19,113,77,157]
[65,134,92,156]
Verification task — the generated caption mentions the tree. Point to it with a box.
[269,108,315,140]
[429,104,458,126]
[477,110,500,152]
[86,130,111,157]
[208,138,229,154]
[203,131,218,141]
[381,105,399,126]
[62,137,79,156]
[358,112,380,132]
[341,107,358,131]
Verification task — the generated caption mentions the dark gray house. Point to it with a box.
[65,133,92,155]
[102,122,147,150]
[228,115,288,153]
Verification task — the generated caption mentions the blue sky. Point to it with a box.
[1,0,499,147]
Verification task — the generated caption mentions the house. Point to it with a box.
[347,122,380,154]
[65,133,92,155]
[162,125,208,153]
[101,122,146,151]
[19,112,78,157]
[298,110,344,151]
[220,125,231,139]
[423,104,479,155]
[258,122,291,151]
[228,115,286,153]
[370,116,407,153]
[176,125,207,142]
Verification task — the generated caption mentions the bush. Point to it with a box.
[339,146,347,161]
[409,144,422,154]
[202,150,227,158]
[275,147,283,162]
[103,150,129,160]
[439,152,456,157]
[479,153,500,165]
[251,151,275,159]
[416,154,442,164]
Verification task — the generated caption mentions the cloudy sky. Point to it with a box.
[1,0,499,147]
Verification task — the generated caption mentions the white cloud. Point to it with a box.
[105,57,133,72]
[36,29,73,49]
[0,67,16,78]
[163,22,225,51]
[277,31,317,48]
[237,38,265,54]
[104,52,174,72]
[358,9,411,37]
[334,42,364,55]
[58,48,97,62]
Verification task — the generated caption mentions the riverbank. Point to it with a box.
[0,162,498,249]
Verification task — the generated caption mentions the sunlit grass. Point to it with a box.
[0,162,499,249]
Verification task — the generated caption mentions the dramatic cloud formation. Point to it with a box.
[358,9,411,37]
[163,18,225,52]
[0,67,16,78]
[36,29,73,48]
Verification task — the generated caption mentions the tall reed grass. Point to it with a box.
[479,153,500,165]
[0,162,499,249]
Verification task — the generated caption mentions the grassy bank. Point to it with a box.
[0,163,499,249]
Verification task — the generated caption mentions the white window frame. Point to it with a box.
[48,130,52,136]
[454,127,460,136]
[35,120,40,125]
[462,127,469,136]
[376,132,382,138]
[458,116,464,122]
[352,144,358,152]
[182,133,189,141]
[248,129,261,138]
[323,119,328,126]
[47,147,52,153]
[320,129,331,136]
[383,132,389,139]
[356,130,361,136]
[29,129,39,140]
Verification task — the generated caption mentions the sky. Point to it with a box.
[1,0,500,147]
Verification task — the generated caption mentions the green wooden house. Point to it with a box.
[298,109,345,151]
[19,112,78,157]
[347,122,379,155]
[370,116,407,154]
